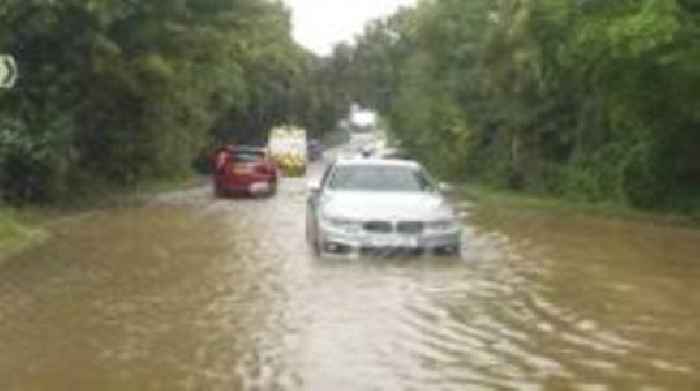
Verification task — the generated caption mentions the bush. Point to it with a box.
[620,143,670,209]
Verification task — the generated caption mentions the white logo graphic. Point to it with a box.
[0,55,18,89]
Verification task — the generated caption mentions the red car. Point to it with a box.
[212,145,279,197]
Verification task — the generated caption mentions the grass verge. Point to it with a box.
[460,184,700,228]
[0,208,49,262]
[0,175,207,261]
[51,174,207,211]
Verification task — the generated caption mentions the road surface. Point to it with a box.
[1,159,700,390]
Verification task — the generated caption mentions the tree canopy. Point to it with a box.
[3,0,698,212]
[0,0,348,202]
[336,0,700,211]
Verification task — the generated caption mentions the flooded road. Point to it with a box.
[1,162,700,390]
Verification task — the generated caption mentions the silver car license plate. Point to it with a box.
[249,182,270,193]
[369,236,419,248]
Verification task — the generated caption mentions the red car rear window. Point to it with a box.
[233,151,265,162]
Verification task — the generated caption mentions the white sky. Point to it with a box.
[284,0,417,56]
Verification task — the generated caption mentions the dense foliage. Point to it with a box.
[340,0,700,211]
[0,0,347,203]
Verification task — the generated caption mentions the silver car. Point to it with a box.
[306,159,462,257]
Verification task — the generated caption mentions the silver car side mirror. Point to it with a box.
[438,182,454,193]
[308,180,321,193]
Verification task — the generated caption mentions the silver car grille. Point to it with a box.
[396,221,424,234]
[363,221,393,234]
[362,221,424,234]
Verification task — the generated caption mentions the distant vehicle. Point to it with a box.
[306,159,462,257]
[379,147,411,160]
[212,145,278,197]
[308,139,323,161]
[359,145,375,158]
[269,126,307,177]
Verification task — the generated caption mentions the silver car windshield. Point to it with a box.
[328,165,434,192]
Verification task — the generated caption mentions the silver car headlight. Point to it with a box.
[321,215,363,234]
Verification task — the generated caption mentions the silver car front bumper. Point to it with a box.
[318,225,462,256]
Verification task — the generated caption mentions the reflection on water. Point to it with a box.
[1,168,699,390]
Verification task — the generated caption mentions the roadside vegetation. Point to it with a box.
[0,208,46,260]
[0,0,350,204]
[332,0,700,215]
[2,0,698,224]
[462,184,700,228]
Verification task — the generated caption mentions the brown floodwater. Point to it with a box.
[1,162,699,391]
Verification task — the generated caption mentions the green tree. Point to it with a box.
[1,0,348,202]
[335,0,700,211]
